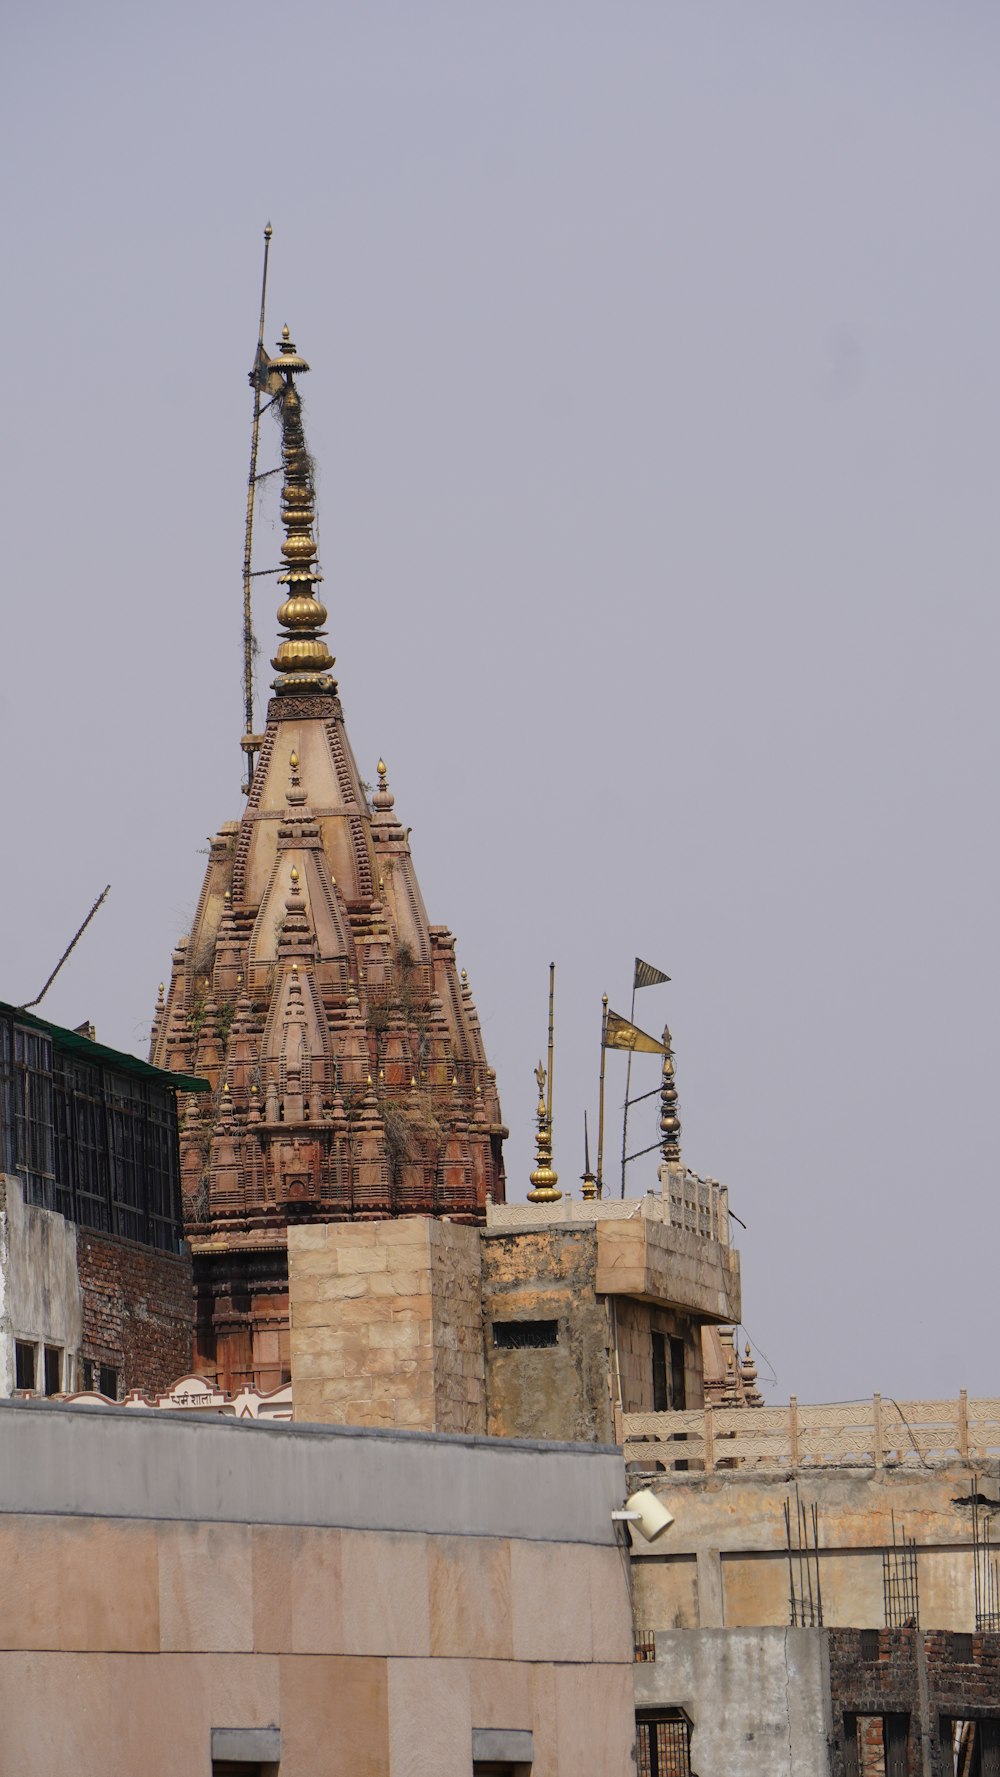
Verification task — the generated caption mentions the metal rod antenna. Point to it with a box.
[620,973,637,1197]
[241,221,273,793]
[21,885,112,1009]
[596,994,609,1199]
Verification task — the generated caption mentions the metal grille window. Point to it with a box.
[0,1020,13,1175]
[13,1027,55,1208]
[636,1711,692,1777]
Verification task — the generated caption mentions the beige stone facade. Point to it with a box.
[0,1398,635,1776]
[289,1218,486,1433]
[287,1189,741,1443]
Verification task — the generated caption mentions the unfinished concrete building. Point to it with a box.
[624,1393,1000,1775]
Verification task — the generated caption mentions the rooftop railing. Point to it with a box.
[624,1391,1000,1472]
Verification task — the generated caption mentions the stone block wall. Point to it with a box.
[76,1232,193,1399]
[481,1227,615,1444]
[0,1401,635,1777]
[287,1218,486,1432]
[612,1297,702,1414]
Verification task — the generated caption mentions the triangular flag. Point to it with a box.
[634,958,670,990]
[604,1011,665,1054]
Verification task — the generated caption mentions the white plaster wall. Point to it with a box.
[0,1175,82,1394]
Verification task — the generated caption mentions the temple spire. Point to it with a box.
[269,326,336,696]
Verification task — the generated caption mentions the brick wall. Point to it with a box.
[76,1233,193,1399]
[828,1629,1000,1777]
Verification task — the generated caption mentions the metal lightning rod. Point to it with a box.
[240,221,273,794]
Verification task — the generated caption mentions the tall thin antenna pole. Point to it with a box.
[21,885,111,1010]
[546,962,555,1134]
[620,971,638,1198]
[241,221,273,794]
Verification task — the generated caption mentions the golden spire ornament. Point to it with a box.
[269,325,336,695]
[659,1027,682,1163]
[527,962,561,1202]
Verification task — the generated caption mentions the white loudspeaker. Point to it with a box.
[625,1488,675,1541]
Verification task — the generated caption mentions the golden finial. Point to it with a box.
[290,751,299,770]
[291,961,298,973]
[157,982,164,1001]
[269,324,336,696]
[659,1026,682,1163]
[377,758,387,781]
[290,866,299,883]
[528,962,561,1202]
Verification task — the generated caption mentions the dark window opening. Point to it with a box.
[844,1712,909,1777]
[492,1319,558,1350]
[860,1629,881,1662]
[14,1341,35,1391]
[953,1634,975,1662]
[669,1336,686,1410]
[43,1346,61,1396]
[651,1331,668,1411]
[99,1364,118,1400]
[81,1359,94,1393]
[943,1717,1000,1777]
[637,1710,692,1777]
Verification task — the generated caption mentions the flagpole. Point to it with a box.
[619,967,637,1198]
[596,994,608,1199]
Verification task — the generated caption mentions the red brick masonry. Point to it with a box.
[76,1233,193,1398]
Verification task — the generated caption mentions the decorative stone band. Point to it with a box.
[57,1372,293,1422]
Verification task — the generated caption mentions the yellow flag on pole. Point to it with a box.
[603,1011,665,1054]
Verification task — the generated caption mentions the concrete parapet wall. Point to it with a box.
[634,1627,833,1777]
[629,1461,999,1634]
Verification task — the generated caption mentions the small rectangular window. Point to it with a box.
[14,1341,36,1391]
[81,1359,94,1393]
[43,1346,61,1396]
[860,1629,881,1662]
[99,1364,118,1399]
[492,1319,557,1350]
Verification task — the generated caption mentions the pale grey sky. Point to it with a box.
[3,2,998,1403]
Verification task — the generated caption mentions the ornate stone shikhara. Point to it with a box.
[150,327,505,1388]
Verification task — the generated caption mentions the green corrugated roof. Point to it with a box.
[0,999,210,1094]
